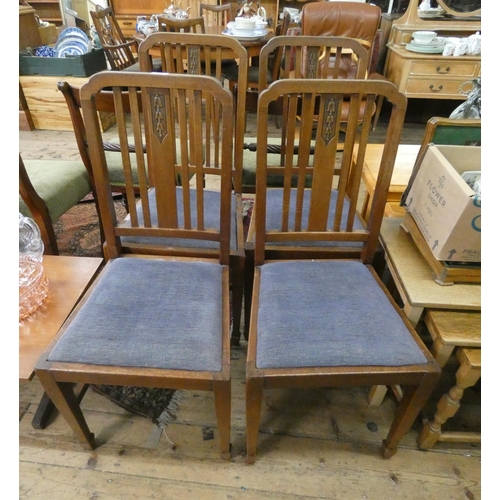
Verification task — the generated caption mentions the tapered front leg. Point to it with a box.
[382,373,439,458]
[246,376,264,464]
[213,379,231,460]
[36,370,95,450]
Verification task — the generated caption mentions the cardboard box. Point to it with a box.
[404,145,481,263]
[19,48,107,77]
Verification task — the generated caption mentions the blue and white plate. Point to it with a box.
[55,36,91,57]
[58,27,89,42]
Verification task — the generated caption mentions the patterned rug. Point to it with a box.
[53,195,254,424]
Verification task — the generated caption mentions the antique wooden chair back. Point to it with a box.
[138,32,249,344]
[245,78,441,463]
[241,35,369,193]
[58,81,147,212]
[158,15,206,33]
[199,3,233,27]
[91,6,138,70]
[35,71,234,459]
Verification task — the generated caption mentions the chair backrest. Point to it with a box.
[253,78,407,265]
[199,3,233,26]
[138,32,249,194]
[158,15,206,33]
[80,71,234,265]
[301,1,381,66]
[258,35,369,92]
[58,80,145,200]
[91,6,138,70]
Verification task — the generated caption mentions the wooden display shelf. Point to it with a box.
[401,212,480,286]
[19,74,115,132]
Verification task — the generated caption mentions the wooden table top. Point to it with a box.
[363,144,420,194]
[380,218,481,311]
[19,255,103,382]
[135,25,274,58]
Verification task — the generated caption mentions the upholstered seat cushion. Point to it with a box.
[19,159,92,221]
[256,260,428,369]
[104,150,144,188]
[47,258,224,372]
[125,58,163,72]
[242,139,313,190]
[120,188,238,251]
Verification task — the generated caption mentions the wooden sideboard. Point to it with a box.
[383,0,480,101]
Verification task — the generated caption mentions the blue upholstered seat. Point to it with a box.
[256,260,428,369]
[48,258,224,372]
[120,188,238,251]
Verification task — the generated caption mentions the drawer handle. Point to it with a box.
[429,84,444,92]
[123,21,133,25]
[436,66,450,74]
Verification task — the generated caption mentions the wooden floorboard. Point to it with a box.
[19,112,481,499]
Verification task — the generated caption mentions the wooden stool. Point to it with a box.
[425,309,481,367]
[418,347,481,449]
[368,308,481,407]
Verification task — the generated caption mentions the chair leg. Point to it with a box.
[243,249,255,341]
[213,379,231,460]
[246,376,264,464]
[36,370,96,450]
[381,373,439,458]
[230,256,245,346]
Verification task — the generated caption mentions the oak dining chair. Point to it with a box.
[35,71,234,459]
[242,35,371,336]
[157,15,206,33]
[199,2,233,27]
[245,78,441,463]
[139,32,248,344]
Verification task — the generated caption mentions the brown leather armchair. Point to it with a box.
[301,1,388,128]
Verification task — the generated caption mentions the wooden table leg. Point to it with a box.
[31,392,56,429]
[417,348,481,449]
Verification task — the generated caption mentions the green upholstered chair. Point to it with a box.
[19,154,95,255]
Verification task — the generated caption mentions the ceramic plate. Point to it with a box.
[58,27,89,42]
[406,43,444,54]
[222,28,267,41]
[55,36,90,56]
[409,41,445,49]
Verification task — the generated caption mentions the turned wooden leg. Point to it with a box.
[213,379,232,460]
[382,372,440,458]
[35,370,95,450]
[418,348,481,450]
[246,377,264,464]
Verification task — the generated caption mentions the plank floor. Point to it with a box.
[19,111,481,499]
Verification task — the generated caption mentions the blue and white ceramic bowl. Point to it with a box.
[34,45,56,57]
